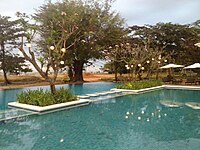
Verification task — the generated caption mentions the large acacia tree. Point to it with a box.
[34,0,126,82]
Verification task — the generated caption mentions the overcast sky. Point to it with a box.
[0,0,199,26]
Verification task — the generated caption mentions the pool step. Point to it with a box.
[0,108,36,122]
[78,90,133,102]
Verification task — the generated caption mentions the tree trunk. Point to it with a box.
[68,65,74,81]
[73,60,84,82]
[1,42,10,85]
[50,82,56,94]
[3,69,10,85]
[114,61,118,82]
[156,69,159,80]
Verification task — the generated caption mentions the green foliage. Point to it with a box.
[17,88,77,106]
[0,15,25,83]
[33,0,126,81]
[103,61,128,74]
[116,80,162,90]
[54,87,76,103]
[0,54,32,74]
[130,22,200,65]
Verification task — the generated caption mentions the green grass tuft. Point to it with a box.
[17,88,77,106]
[116,80,162,90]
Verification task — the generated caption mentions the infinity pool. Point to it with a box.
[0,86,200,149]
[0,82,115,110]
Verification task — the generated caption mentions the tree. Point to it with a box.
[0,15,23,84]
[17,9,78,93]
[2,54,33,75]
[102,61,128,75]
[33,0,126,82]
[130,22,200,65]
[129,22,200,79]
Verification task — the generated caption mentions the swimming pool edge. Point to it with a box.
[8,99,90,114]
[111,85,200,93]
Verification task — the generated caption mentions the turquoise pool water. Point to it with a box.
[0,88,199,150]
[0,82,115,110]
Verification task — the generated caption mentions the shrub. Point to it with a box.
[53,87,76,103]
[17,88,77,106]
[116,80,162,90]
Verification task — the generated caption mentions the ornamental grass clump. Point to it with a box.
[17,88,77,106]
[116,80,162,90]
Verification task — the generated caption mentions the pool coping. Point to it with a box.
[8,99,90,113]
[7,84,200,114]
[111,85,200,93]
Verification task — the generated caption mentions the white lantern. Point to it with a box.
[60,61,65,65]
[50,46,55,50]
[26,43,31,48]
[61,48,66,53]
[194,43,200,47]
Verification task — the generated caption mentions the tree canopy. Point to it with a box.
[33,0,126,81]
[0,15,27,84]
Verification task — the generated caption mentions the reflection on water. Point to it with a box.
[0,82,115,110]
[0,88,199,150]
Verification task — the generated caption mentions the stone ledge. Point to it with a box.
[111,85,164,93]
[111,85,200,93]
[8,99,90,113]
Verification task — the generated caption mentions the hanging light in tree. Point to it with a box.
[194,43,200,47]
[50,46,55,50]
[60,61,65,65]
[26,43,31,48]
[61,48,66,53]
[158,54,162,60]
[81,39,86,43]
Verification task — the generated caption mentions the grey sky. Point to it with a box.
[0,0,199,26]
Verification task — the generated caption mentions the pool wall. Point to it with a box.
[8,99,90,113]
[8,85,200,115]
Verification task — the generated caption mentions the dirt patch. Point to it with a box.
[0,73,115,89]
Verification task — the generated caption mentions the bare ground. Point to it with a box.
[0,73,115,89]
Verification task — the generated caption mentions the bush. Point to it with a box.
[17,88,77,106]
[116,80,162,90]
